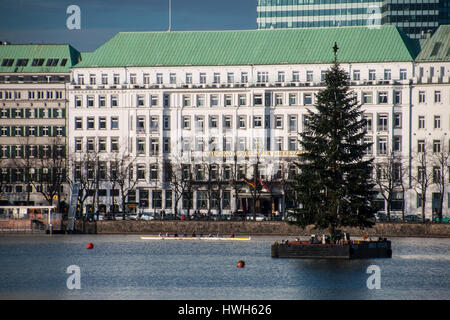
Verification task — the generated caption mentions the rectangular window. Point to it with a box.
[197,95,205,107]
[393,136,402,152]
[419,91,426,103]
[223,116,232,130]
[377,136,388,155]
[303,93,312,105]
[288,137,297,151]
[98,138,107,152]
[306,71,313,82]
[75,117,82,130]
[275,93,283,106]
[253,116,262,128]
[150,138,159,156]
[289,115,297,132]
[137,138,146,155]
[239,116,246,129]
[99,95,106,108]
[183,95,191,107]
[170,73,176,84]
[377,114,388,132]
[87,117,95,130]
[163,116,170,130]
[183,116,191,130]
[434,91,441,103]
[277,71,285,83]
[213,73,221,84]
[87,96,94,107]
[253,94,263,106]
[210,95,218,107]
[75,138,83,152]
[210,116,219,128]
[111,95,118,107]
[394,113,402,129]
[369,70,376,81]
[111,117,119,130]
[418,140,425,153]
[257,71,269,83]
[384,69,391,81]
[292,71,299,82]
[111,137,119,152]
[101,74,108,85]
[434,115,441,129]
[185,73,192,84]
[99,117,107,130]
[433,140,441,153]
[378,92,388,104]
[199,73,206,84]
[362,92,372,104]
[239,94,246,106]
[113,74,120,85]
[399,69,407,80]
[394,91,402,105]
[227,72,234,83]
[353,70,360,81]
[364,114,373,132]
[150,116,159,131]
[241,72,248,83]
[418,116,425,129]
[156,73,163,84]
[225,94,232,106]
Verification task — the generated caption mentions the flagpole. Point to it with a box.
[168,0,172,32]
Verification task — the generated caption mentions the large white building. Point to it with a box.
[65,25,450,220]
[0,44,80,209]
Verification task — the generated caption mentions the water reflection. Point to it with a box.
[0,235,449,300]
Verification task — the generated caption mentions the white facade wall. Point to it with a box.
[68,61,450,218]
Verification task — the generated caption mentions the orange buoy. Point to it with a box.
[237,260,245,268]
[87,243,94,249]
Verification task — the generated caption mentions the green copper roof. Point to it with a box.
[76,25,418,68]
[0,44,81,73]
[415,25,450,62]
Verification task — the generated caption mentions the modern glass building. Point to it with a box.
[257,0,441,39]
[439,0,450,25]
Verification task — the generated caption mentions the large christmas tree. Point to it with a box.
[289,44,375,237]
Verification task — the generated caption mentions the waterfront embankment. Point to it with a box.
[69,220,450,238]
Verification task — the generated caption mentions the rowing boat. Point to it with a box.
[140,236,251,241]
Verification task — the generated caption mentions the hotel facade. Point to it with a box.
[66,25,450,219]
[0,44,80,208]
[1,25,449,220]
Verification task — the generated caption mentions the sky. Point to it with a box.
[0,0,257,52]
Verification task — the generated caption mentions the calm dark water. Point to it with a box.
[0,235,449,300]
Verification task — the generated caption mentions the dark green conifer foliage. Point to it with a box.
[289,46,375,237]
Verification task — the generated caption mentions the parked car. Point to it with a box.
[375,213,387,222]
[111,212,125,220]
[126,213,139,220]
[247,214,267,221]
[404,215,421,222]
[140,212,155,221]
[433,217,450,223]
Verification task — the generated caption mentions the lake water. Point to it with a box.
[0,235,449,300]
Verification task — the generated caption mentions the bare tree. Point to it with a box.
[411,149,433,222]
[108,151,138,215]
[30,137,66,210]
[12,136,36,205]
[374,150,406,221]
[432,139,449,223]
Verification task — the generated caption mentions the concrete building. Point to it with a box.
[0,44,80,208]
[257,0,441,40]
[67,25,450,220]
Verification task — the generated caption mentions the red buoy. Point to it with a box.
[87,243,94,249]
[237,260,245,268]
